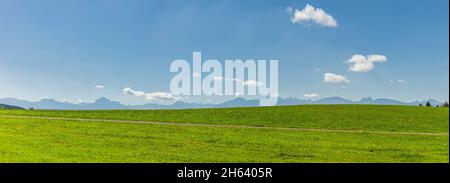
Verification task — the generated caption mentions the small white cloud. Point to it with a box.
[212,76,241,83]
[390,79,405,83]
[145,92,180,101]
[122,87,180,101]
[95,85,104,89]
[242,80,264,87]
[323,73,349,83]
[122,87,134,95]
[314,68,320,72]
[347,54,387,72]
[304,93,319,98]
[62,98,83,104]
[288,4,338,28]
[122,87,145,97]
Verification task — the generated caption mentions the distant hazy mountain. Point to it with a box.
[314,96,352,104]
[0,98,35,109]
[354,97,405,105]
[0,97,127,110]
[277,97,310,105]
[215,97,312,108]
[408,99,443,107]
[0,97,213,110]
[0,97,124,110]
[85,97,128,109]
[0,103,24,110]
[0,96,445,110]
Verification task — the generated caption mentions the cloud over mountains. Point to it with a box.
[323,73,349,83]
[122,87,181,101]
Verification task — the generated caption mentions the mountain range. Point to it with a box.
[0,96,444,110]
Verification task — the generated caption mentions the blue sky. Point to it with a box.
[0,0,448,104]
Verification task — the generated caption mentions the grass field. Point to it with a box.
[0,105,448,162]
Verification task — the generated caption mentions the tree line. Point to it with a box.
[418,101,449,107]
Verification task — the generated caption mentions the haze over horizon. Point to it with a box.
[0,95,445,111]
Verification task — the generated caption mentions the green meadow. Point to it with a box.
[0,105,448,162]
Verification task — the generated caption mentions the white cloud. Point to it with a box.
[231,78,241,82]
[323,73,349,83]
[62,98,83,104]
[122,87,145,97]
[95,85,104,89]
[214,76,241,82]
[144,92,180,101]
[242,80,264,87]
[304,93,319,98]
[192,72,200,78]
[122,87,181,101]
[346,54,387,72]
[288,4,337,28]
[213,76,223,81]
[390,79,405,83]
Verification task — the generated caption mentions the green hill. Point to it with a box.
[0,103,24,110]
[0,105,448,162]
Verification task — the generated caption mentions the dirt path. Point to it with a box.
[1,115,448,136]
